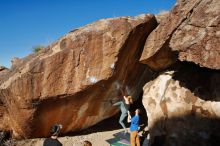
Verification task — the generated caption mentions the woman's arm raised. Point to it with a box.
[127,111,131,123]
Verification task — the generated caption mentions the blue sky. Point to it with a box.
[0,0,176,68]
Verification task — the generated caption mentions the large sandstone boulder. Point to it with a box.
[140,1,220,145]
[140,0,220,70]
[0,14,157,138]
[143,62,220,146]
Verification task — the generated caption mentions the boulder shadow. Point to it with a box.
[65,113,123,136]
[168,61,220,101]
[149,114,220,146]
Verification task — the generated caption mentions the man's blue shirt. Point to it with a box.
[130,115,139,132]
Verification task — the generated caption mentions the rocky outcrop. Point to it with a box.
[0,66,9,131]
[140,0,220,70]
[140,0,220,145]
[155,11,169,24]
[0,66,9,81]
[140,0,220,146]
[0,1,219,145]
[0,14,157,138]
[143,62,220,146]
[0,66,7,72]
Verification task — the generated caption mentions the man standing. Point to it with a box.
[43,124,63,146]
[128,109,140,146]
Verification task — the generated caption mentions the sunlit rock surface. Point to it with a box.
[140,1,220,145]
[140,0,220,70]
[0,14,157,138]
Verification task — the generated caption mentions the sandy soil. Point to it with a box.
[15,115,139,146]
[15,112,150,146]
[16,127,150,146]
[16,128,125,146]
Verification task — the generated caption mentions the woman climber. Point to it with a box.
[111,89,133,133]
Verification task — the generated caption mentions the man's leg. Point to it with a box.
[130,131,136,146]
[135,131,140,146]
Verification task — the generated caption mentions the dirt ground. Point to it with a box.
[15,114,140,146]
[16,128,125,146]
[2,102,150,146]
[15,108,150,146]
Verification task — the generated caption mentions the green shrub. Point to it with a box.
[32,45,45,53]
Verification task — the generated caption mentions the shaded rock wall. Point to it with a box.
[143,62,220,146]
[0,14,157,138]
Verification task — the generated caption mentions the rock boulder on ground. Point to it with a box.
[143,62,220,146]
[140,1,220,145]
[0,14,157,138]
[140,0,220,70]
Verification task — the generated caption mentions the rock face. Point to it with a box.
[140,0,220,70]
[143,62,220,146]
[0,14,157,138]
[140,1,220,145]
[0,66,9,82]
[155,11,169,24]
[0,1,219,145]
[0,66,9,130]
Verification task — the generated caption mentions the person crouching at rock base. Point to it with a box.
[128,109,140,146]
[112,91,133,133]
[43,124,63,146]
